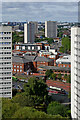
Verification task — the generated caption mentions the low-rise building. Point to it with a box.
[38,66,71,75]
[33,56,54,71]
[12,56,33,74]
[56,55,71,67]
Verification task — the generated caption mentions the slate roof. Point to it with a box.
[24,55,36,61]
[38,66,71,71]
[12,56,31,63]
[34,56,53,62]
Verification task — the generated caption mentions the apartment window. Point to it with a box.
[0,82,11,84]
[17,66,19,68]
[20,66,22,68]
[38,46,40,50]
[28,46,30,50]
[22,46,25,50]
[17,69,19,71]
[14,65,16,67]
[20,70,22,72]
[32,46,34,50]
[14,69,16,71]
[63,65,65,67]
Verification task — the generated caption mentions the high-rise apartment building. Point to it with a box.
[29,21,38,34]
[0,26,12,98]
[71,26,80,119]
[45,21,57,38]
[24,22,35,43]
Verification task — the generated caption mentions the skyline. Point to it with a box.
[2,2,78,22]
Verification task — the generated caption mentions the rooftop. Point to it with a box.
[38,66,71,71]
[34,56,53,62]
[56,55,71,63]
[46,80,71,92]
[12,56,32,63]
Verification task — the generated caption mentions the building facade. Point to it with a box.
[56,55,71,68]
[29,21,38,34]
[12,56,33,74]
[45,21,57,38]
[0,26,12,98]
[33,56,54,71]
[71,26,80,119]
[24,22,35,43]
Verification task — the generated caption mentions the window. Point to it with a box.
[28,46,30,50]
[20,70,22,72]
[17,66,19,68]
[38,46,40,50]
[32,46,34,50]
[17,69,19,71]
[63,65,65,67]
[22,46,25,50]
[14,69,16,71]
[20,66,22,68]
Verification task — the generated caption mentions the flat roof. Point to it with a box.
[38,66,71,71]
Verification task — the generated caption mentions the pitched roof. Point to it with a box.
[24,55,36,61]
[46,80,71,92]
[12,56,31,63]
[34,56,53,62]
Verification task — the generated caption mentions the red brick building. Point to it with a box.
[38,66,71,75]
[33,56,54,71]
[12,56,33,74]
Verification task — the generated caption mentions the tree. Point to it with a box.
[23,77,48,105]
[12,93,35,107]
[45,69,53,78]
[47,101,70,117]
[12,89,18,97]
[59,37,71,53]
[47,38,54,44]
[12,32,24,43]
[57,73,62,80]
[2,99,20,119]
[51,73,56,81]
[64,74,67,80]
[12,106,68,119]
[66,75,71,83]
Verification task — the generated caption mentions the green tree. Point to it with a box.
[12,32,24,43]
[57,73,62,80]
[12,106,68,119]
[12,89,18,97]
[66,75,71,83]
[47,101,70,117]
[45,69,53,78]
[59,37,71,53]
[47,38,54,44]
[64,74,68,80]
[52,73,56,80]
[23,77,48,105]
[51,73,56,81]
[2,99,20,119]
[12,93,35,107]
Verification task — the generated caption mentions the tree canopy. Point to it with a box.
[2,98,69,119]
[47,101,70,117]
[59,37,71,53]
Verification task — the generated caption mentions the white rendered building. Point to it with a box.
[71,26,80,119]
[0,26,12,98]
[24,22,35,43]
[56,55,71,67]
[45,21,57,38]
